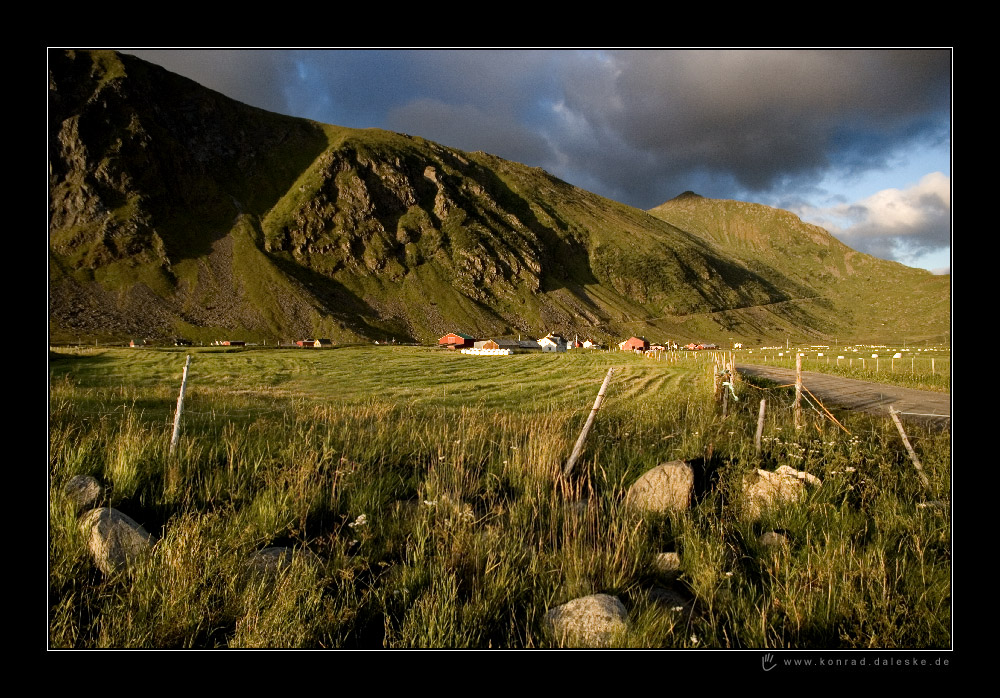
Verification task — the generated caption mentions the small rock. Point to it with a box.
[647,587,694,615]
[652,552,682,579]
[758,531,789,549]
[626,461,694,514]
[79,507,154,575]
[544,594,629,648]
[64,474,102,512]
[742,467,820,520]
[246,546,295,577]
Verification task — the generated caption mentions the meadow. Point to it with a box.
[48,345,951,648]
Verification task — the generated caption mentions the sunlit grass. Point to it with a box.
[49,346,950,648]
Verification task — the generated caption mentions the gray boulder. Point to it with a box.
[64,475,102,512]
[626,461,694,514]
[545,594,629,647]
[79,507,154,575]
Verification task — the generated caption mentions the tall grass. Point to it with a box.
[49,346,950,648]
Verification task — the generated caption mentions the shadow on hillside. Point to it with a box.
[264,253,417,343]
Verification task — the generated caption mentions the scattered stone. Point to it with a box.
[64,474,102,512]
[79,507,154,575]
[626,461,694,514]
[758,531,789,549]
[544,594,629,648]
[742,467,821,520]
[652,552,682,580]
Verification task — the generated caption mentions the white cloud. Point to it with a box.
[795,172,950,269]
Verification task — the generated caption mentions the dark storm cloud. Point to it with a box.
[121,49,949,210]
[546,49,951,207]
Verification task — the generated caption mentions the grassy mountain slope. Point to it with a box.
[48,50,949,347]
[648,193,950,345]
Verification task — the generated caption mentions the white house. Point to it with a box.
[538,333,568,352]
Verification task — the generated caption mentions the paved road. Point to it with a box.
[736,364,951,429]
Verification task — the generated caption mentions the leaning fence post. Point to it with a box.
[169,355,192,457]
[888,406,930,491]
[562,368,614,478]
[755,399,767,454]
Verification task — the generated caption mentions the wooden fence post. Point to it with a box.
[794,352,802,430]
[562,368,614,479]
[755,399,766,455]
[888,406,931,490]
[169,355,192,457]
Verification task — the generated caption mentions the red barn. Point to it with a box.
[621,336,649,352]
[438,333,476,349]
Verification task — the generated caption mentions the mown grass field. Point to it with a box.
[49,346,951,649]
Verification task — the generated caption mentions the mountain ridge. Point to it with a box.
[48,50,949,347]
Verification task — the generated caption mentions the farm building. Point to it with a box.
[313,339,334,348]
[220,340,246,346]
[538,333,568,352]
[518,339,542,351]
[295,339,315,347]
[474,339,521,351]
[439,332,476,349]
[619,336,649,352]
[173,338,193,346]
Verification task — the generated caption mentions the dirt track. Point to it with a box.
[735,364,951,429]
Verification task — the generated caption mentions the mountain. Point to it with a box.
[48,50,949,346]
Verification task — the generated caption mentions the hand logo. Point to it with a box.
[762,653,776,671]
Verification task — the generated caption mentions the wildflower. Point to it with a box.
[423,500,437,507]
[690,634,700,647]
[671,606,684,612]
[725,571,734,577]
[348,514,367,528]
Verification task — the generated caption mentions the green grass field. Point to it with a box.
[49,346,951,648]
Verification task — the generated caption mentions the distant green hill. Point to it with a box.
[48,50,949,347]
[647,193,950,346]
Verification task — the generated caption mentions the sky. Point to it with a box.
[122,49,952,274]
